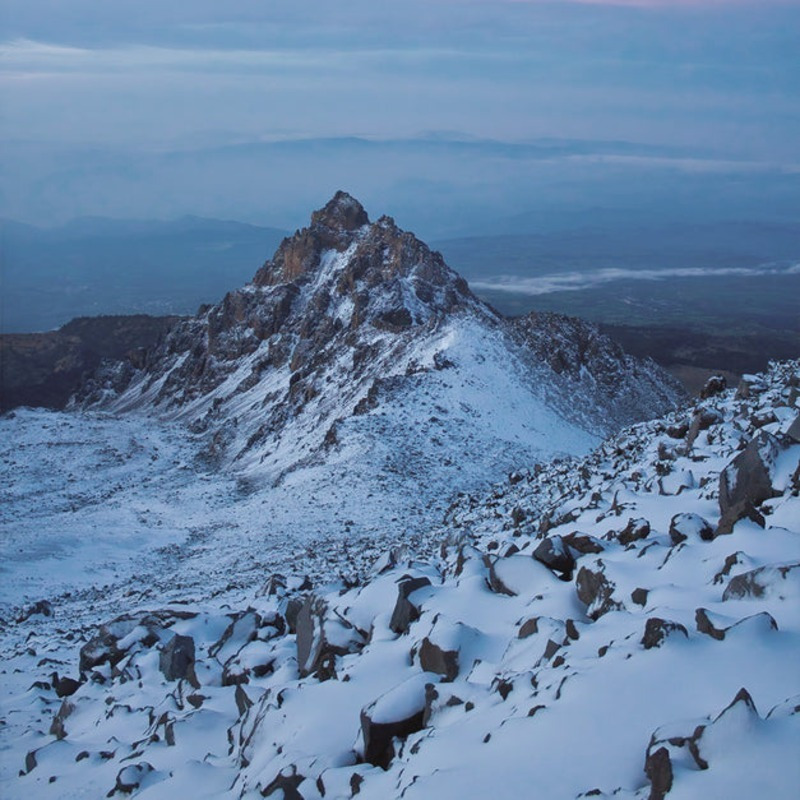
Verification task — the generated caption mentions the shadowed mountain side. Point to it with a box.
[0,316,183,411]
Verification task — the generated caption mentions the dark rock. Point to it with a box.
[722,563,800,601]
[713,551,745,584]
[114,762,154,794]
[51,672,81,698]
[686,408,723,448]
[699,375,727,399]
[49,698,75,740]
[361,678,428,769]
[518,617,539,639]
[543,639,561,661]
[16,599,53,623]
[511,506,526,526]
[666,421,690,439]
[79,628,124,674]
[644,746,673,800]
[631,588,649,607]
[296,595,362,680]
[695,607,727,641]
[565,619,581,640]
[618,517,651,546]
[562,532,605,556]
[285,597,304,634]
[576,564,623,620]
[669,513,714,544]
[389,576,431,635]
[786,413,800,444]
[717,431,784,535]
[260,767,305,799]
[533,536,575,579]
[641,618,688,650]
[159,634,197,684]
[419,637,459,682]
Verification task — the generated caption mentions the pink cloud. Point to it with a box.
[507,0,799,6]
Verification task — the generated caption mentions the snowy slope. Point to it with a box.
[2,361,797,799]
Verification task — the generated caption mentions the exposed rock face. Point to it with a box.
[419,637,460,682]
[159,634,196,683]
[360,675,430,768]
[618,517,651,546]
[389,577,431,635]
[717,431,784,534]
[576,563,623,620]
[511,311,683,428]
[295,595,363,680]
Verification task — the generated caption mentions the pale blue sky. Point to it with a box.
[0,0,798,229]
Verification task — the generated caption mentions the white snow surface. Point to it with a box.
[1,360,798,799]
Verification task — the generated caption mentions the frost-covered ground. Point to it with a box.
[1,362,798,799]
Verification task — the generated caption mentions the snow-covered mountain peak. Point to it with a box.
[75,195,682,490]
[251,191,480,329]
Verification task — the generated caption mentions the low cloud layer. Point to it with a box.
[471,263,800,296]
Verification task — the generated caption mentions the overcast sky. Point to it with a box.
[1,0,798,228]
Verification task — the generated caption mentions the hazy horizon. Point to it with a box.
[1,1,798,238]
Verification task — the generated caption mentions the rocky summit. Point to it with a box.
[75,192,682,487]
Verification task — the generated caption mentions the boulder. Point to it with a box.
[669,513,714,544]
[49,698,74,740]
[419,637,459,682]
[79,628,125,674]
[417,621,480,682]
[296,595,363,680]
[785,413,800,444]
[717,431,784,535]
[576,563,623,620]
[722,563,800,601]
[389,576,431,635]
[16,599,53,623]
[50,672,81,698]
[695,607,727,641]
[361,675,430,768]
[631,588,649,607]
[618,517,651,546]
[114,762,154,794]
[644,746,673,800]
[159,634,197,684]
[696,607,778,641]
[285,597,304,634]
[561,532,604,556]
[699,374,727,399]
[533,536,575,580]
[686,408,723,448]
[641,617,688,650]
[487,554,543,597]
[209,609,261,662]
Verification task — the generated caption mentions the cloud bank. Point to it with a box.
[471,263,800,296]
